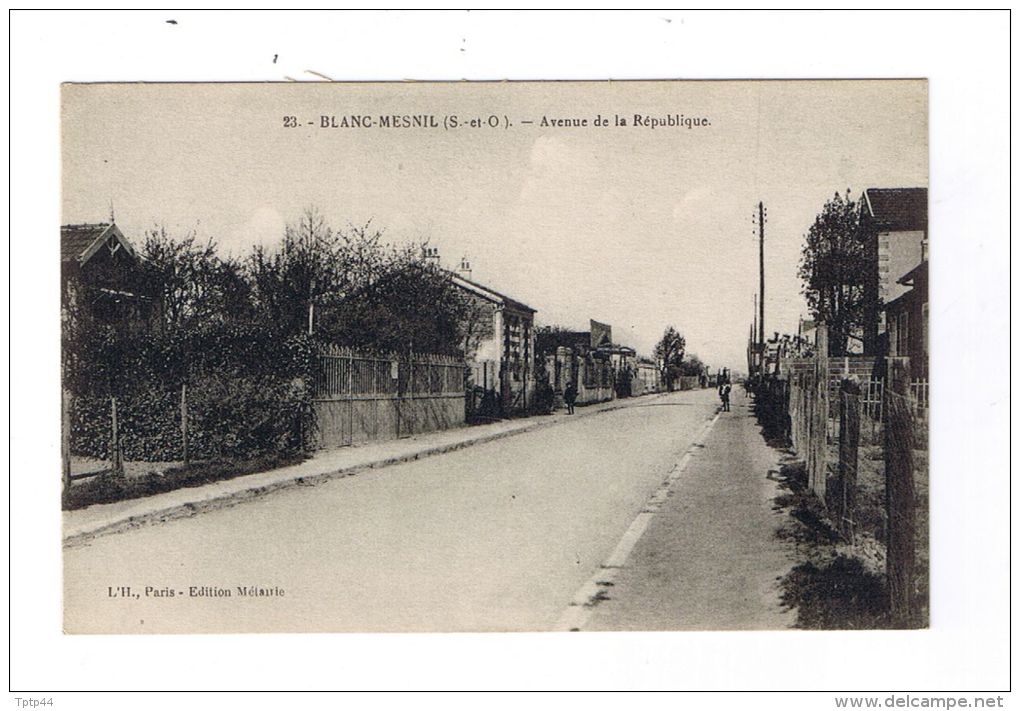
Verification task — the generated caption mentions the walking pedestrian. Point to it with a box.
[564,381,577,414]
[719,380,732,412]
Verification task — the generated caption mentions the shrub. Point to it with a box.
[781,555,889,629]
[66,323,316,462]
[529,379,556,415]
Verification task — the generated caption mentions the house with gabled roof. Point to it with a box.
[444,256,537,415]
[61,222,156,328]
[859,187,928,355]
[885,259,928,379]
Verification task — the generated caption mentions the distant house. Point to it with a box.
[633,358,663,395]
[589,319,636,377]
[885,260,929,379]
[796,317,817,357]
[859,187,928,355]
[604,345,637,368]
[763,332,800,374]
[449,263,537,415]
[535,320,632,405]
[535,328,592,357]
[61,222,156,329]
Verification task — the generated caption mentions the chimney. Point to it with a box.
[458,257,472,280]
[421,246,441,267]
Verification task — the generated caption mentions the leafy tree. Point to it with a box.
[207,255,256,325]
[798,190,874,356]
[679,353,706,377]
[654,326,686,390]
[319,254,485,357]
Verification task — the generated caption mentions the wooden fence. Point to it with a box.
[757,350,929,627]
[312,346,466,449]
[909,379,929,419]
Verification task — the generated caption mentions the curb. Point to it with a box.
[63,394,663,548]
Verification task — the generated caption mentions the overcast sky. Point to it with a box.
[63,80,927,371]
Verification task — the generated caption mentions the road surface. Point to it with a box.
[584,387,795,630]
[64,388,756,633]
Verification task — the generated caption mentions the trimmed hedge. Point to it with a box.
[69,377,308,461]
[70,389,180,461]
[65,323,315,462]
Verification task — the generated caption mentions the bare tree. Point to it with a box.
[246,207,344,335]
[142,226,248,332]
[456,294,495,361]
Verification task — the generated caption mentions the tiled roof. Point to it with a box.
[61,223,112,262]
[862,188,928,232]
[61,222,138,265]
[536,331,590,353]
[896,259,928,287]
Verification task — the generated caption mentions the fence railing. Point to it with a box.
[66,345,470,482]
[311,347,466,448]
[317,349,398,398]
[754,354,928,628]
[315,346,464,398]
[862,378,884,422]
[909,379,929,418]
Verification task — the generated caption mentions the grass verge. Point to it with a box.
[61,453,306,511]
[772,459,893,629]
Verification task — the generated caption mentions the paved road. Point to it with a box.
[583,388,796,630]
[64,389,721,633]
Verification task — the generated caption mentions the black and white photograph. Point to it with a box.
[8,8,1011,702]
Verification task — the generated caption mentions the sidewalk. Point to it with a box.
[63,392,664,547]
[579,389,798,630]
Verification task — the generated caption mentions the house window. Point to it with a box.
[896,311,909,357]
[921,302,928,357]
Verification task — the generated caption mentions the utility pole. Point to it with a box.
[308,277,316,336]
[747,322,755,378]
[752,293,758,376]
[758,201,766,359]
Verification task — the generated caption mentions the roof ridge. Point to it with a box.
[62,222,113,230]
[865,186,927,191]
[449,270,536,312]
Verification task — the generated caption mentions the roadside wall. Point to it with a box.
[312,347,465,449]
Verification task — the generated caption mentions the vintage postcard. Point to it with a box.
[61,79,928,634]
